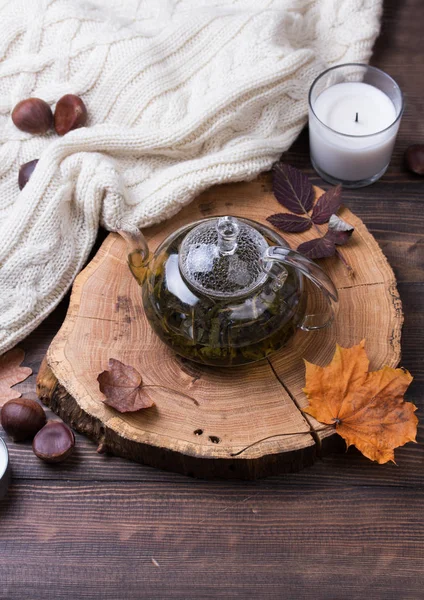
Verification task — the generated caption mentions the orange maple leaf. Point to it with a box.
[0,348,32,405]
[303,340,418,464]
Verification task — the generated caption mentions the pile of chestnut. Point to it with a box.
[12,94,88,189]
[1,398,75,463]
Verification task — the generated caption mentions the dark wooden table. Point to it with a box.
[1,2,423,598]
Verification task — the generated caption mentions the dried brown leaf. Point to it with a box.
[0,348,32,405]
[97,358,154,413]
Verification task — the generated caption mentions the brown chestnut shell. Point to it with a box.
[54,94,88,136]
[32,421,75,463]
[405,144,424,176]
[12,98,53,134]
[1,398,47,442]
[18,159,39,190]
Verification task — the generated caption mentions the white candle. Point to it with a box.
[308,65,403,187]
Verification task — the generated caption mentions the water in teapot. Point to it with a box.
[142,223,306,366]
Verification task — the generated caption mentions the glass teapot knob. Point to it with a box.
[216,216,239,255]
[262,246,338,331]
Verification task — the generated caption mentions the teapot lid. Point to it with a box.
[179,216,270,299]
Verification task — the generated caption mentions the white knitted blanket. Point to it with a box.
[0,0,382,355]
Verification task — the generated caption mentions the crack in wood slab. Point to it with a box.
[337,281,386,290]
[267,358,322,452]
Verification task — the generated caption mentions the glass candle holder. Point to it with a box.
[0,438,10,499]
[308,64,404,188]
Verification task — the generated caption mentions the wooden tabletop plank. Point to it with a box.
[1,481,424,599]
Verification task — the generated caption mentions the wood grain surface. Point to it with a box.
[38,183,402,478]
[1,0,423,598]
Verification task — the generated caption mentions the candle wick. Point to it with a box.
[355,112,359,123]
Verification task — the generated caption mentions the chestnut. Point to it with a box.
[1,398,46,442]
[54,94,87,136]
[11,98,53,134]
[32,421,75,463]
[18,159,39,190]
[405,144,424,175]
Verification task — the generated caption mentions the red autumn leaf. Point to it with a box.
[311,185,342,224]
[269,163,354,273]
[272,163,314,215]
[297,215,354,259]
[327,214,354,245]
[0,348,32,405]
[267,213,312,233]
[297,234,336,259]
[97,358,154,413]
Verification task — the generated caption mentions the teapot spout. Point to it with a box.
[118,228,150,286]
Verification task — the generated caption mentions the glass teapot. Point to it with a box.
[122,216,338,367]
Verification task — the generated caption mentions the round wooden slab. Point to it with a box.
[36,175,403,479]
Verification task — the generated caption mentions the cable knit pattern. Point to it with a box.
[0,0,382,354]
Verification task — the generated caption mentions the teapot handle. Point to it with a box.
[262,246,338,331]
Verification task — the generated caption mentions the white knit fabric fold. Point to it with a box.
[0,0,382,354]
